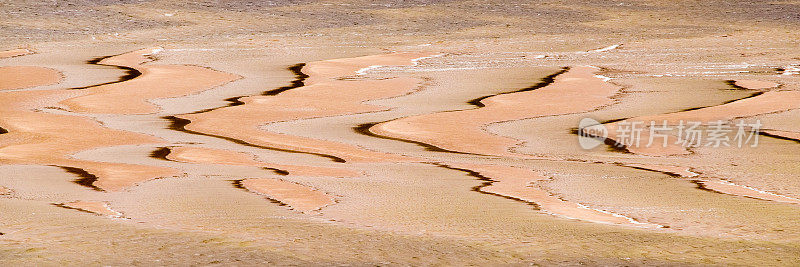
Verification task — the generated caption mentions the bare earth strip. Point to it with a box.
[165,146,360,177]
[603,80,798,156]
[0,66,62,90]
[60,47,241,114]
[57,201,124,218]
[449,163,662,227]
[180,52,435,163]
[0,48,32,59]
[238,178,336,213]
[0,90,178,191]
[621,163,800,204]
[371,66,621,158]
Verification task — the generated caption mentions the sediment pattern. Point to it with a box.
[369,66,621,158]
[3,45,800,265]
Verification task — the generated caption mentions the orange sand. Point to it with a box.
[181,52,434,163]
[623,163,699,177]
[762,129,800,141]
[452,163,660,227]
[0,90,178,191]
[239,178,335,212]
[166,146,360,177]
[60,48,240,114]
[60,201,124,218]
[0,48,32,59]
[623,163,800,204]
[0,66,62,90]
[604,80,797,156]
[372,66,621,157]
[700,180,800,204]
[733,80,779,90]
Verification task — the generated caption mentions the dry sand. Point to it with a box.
[0,66,61,90]
[60,48,240,114]
[371,66,621,157]
[2,1,800,265]
[238,178,336,213]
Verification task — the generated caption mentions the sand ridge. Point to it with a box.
[56,201,125,218]
[237,178,336,213]
[0,90,179,192]
[445,163,662,228]
[0,66,62,91]
[0,48,32,59]
[601,79,797,156]
[620,163,800,204]
[179,52,436,163]
[370,65,622,158]
[60,47,241,114]
[164,146,360,177]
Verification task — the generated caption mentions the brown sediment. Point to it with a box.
[0,48,32,59]
[237,178,335,213]
[60,48,240,114]
[0,186,11,195]
[178,52,435,163]
[54,201,124,218]
[601,79,795,156]
[440,163,661,227]
[165,146,359,178]
[0,66,62,90]
[0,89,179,191]
[370,66,621,157]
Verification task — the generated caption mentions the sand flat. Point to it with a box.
[602,80,798,156]
[239,178,335,212]
[0,66,62,90]
[60,48,240,114]
[372,66,621,157]
[181,53,435,163]
[59,201,124,218]
[0,90,178,191]
[4,1,800,264]
[450,163,660,227]
[0,48,32,59]
[166,146,360,177]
